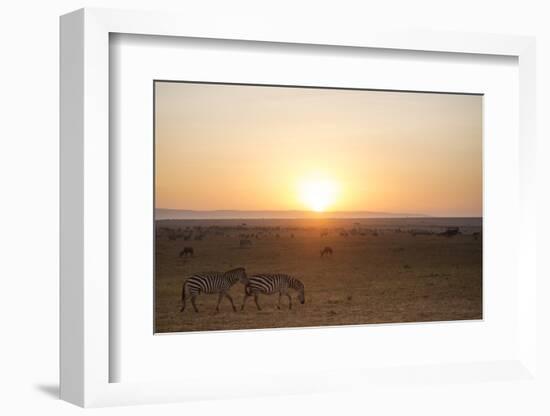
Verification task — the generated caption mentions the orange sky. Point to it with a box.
[155,82,482,217]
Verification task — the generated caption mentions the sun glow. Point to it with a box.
[298,177,340,212]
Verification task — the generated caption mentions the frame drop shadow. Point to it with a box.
[34,384,59,399]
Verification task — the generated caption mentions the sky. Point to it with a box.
[155,81,482,217]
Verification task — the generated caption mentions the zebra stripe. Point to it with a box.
[242,273,305,311]
[181,267,247,313]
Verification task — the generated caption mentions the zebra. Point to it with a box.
[241,274,305,311]
[180,267,248,313]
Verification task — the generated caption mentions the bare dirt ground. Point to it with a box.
[155,218,482,333]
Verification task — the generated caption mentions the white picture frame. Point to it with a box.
[60,8,538,408]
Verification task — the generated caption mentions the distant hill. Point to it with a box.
[155,209,427,220]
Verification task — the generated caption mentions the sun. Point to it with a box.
[298,177,339,212]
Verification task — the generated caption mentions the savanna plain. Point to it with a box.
[155,217,482,333]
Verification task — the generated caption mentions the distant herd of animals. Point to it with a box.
[159,224,480,243]
[163,225,481,260]
[180,267,305,313]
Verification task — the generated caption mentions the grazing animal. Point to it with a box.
[242,274,305,311]
[410,229,433,237]
[179,247,194,257]
[439,227,460,237]
[320,246,333,257]
[472,232,481,240]
[180,267,248,313]
[240,239,252,248]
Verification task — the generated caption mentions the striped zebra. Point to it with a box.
[241,274,305,311]
[180,267,248,313]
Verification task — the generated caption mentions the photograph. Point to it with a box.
[154,81,483,333]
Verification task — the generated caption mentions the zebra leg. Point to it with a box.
[225,293,237,312]
[277,292,282,310]
[215,293,224,313]
[241,294,250,310]
[190,295,199,312]
[286,293,293,310]
[254,294,262,311]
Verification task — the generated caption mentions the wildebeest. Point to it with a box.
[410,229,433,237]
[240,239,252,248]
[320,246,333,257]
[179,247,194,257]
[439,227,460,237]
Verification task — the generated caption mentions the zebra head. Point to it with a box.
[298,287,305,304]
[293,278,305,304]
[224,267,248,285]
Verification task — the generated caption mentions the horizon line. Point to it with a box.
[156,208,429,218]
[155,208,482,219]
[156,208,427,214]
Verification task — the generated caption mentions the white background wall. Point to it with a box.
[0,0,548,414]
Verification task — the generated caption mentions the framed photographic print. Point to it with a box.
[153,81,483,333]
[60,8,539,409]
